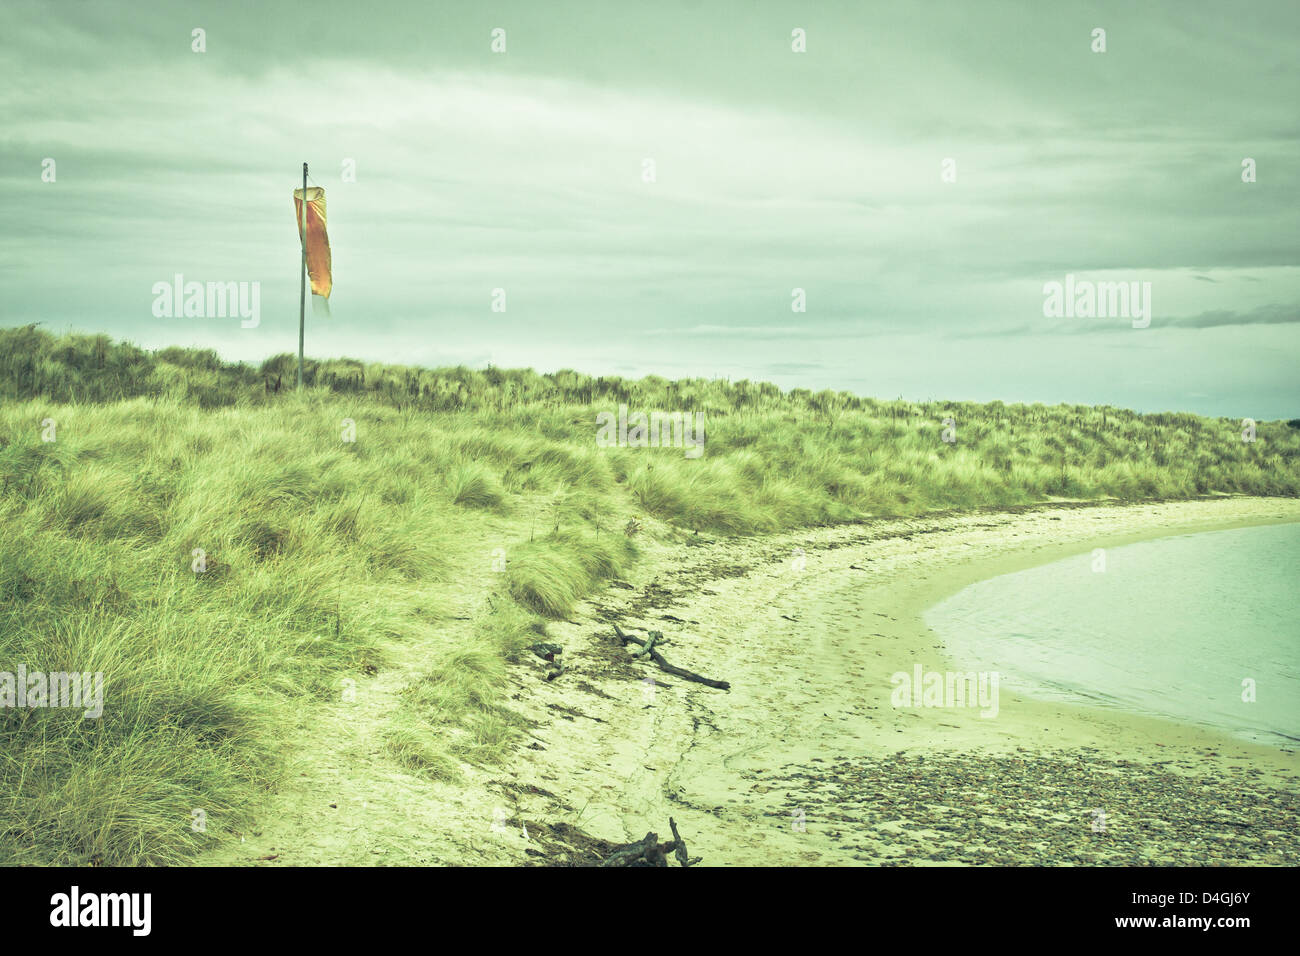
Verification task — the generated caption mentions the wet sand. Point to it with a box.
[503,497,1300,866]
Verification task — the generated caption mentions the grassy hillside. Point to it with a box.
[1,327,1297,864]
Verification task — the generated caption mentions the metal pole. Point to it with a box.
[298,162,308,389]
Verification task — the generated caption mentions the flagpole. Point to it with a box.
[297,162,308,390]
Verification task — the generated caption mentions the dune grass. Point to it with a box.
[1,328,1297,864]
[0,397,529,863]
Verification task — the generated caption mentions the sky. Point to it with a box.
[2,0,1297,417]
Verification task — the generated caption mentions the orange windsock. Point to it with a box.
[293,186,332,299]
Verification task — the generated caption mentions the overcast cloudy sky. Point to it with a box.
[3,0,1297,416]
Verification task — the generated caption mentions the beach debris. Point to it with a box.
[600,832,669,867]
[599,818,701,867]
[668,817,700,867]
[614,624,730,690]
[631,631,661,659]
[528,642,565,681]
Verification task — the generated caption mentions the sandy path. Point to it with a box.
[195,508,545,867]
[504,497,1300,866]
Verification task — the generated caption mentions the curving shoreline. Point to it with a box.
[502,496,1300,865]
[924,520,1300,749]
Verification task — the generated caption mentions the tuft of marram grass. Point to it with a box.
[506,530,636,618]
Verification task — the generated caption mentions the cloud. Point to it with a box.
[1164,304,1299,329]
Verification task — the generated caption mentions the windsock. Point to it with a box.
[292,186,332,299]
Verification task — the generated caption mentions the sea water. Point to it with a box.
[924,522,1300,746]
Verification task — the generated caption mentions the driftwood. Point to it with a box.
[600,831,671,867]
[614,624,730,691]
[632,631,661,660]
[668,816,702,867]
[529,642,564,681]
[599,819,702,867]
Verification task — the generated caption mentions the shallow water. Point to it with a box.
[925,522,1300,747]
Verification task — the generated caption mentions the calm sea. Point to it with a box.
[924,522,1300,746]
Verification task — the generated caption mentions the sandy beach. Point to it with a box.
[498,496,1300,866]
[195,496,1300,867]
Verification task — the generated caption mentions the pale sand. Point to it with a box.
[501,497,1300,866]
